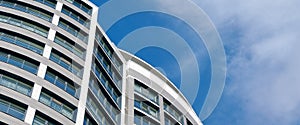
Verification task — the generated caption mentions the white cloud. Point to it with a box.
[99,0,300,124]
[195,0,300,124]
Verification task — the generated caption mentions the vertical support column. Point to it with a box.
[125,76,135,125]
[24,106,36,124]
[55,1,63,12]
[24,1,63,124]
[75,6,98,125]
[120,64,127,125]
[159,95,165,125]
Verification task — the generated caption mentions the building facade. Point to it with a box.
[0,0,202,125]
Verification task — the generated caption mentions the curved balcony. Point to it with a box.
[65,0,92,15]
[134,80,159,104]
[134,113,159,125]
[86,97,112,125]
[34,0,56,9]
[0,51,39,75]
[91,64,120,105]
[61,6,90,28]
[49,52,83,78]
[0,32,44,55]
[0,14,48,38]
[0,98,26,121]
[33,115,58,125]
[39,92,76,121]
[0,0,53,22]
[134,100,159,119]
[0,74,32,96]
[164,102,184,125]
[58,20,88,43]
[44,71,79,99]
[89,79,120,122]
[53,35,85,59]
[94,49,122,90]
[95,35,123,74]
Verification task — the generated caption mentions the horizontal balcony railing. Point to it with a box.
[33,115,57,125]
[39,92,75,121]
[0,52,39,75]
[61,8,90,28]
[84,115,97,125]
[134,84,159,105]
[0,32,44,55]
[0,0,52,22]
[0,99,26,121]
[94,49,122,90]
[134,114,158,125]
[49,53,83,78]
[164,102,184,124]
[58,21,88,43]
[0,74,32,96]
[53,36,85,59]
[65,0,92,15]
[91,65,120,105]
[134,100,159,119]
[0,14,48,38]
[95,35,123,74]
[86,97,111,125]
[44,72,79,99]
[89,80,120,122]
[34,0,56,9]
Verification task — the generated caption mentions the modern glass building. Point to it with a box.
[0,0,202,125]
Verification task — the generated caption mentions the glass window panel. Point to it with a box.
[33,116,46,125]
[39,93,51,106]
[56,79,66,90]
[66,84,76,96]
[61,105,73,119]
[134,100,140,108]
[2,77,16,89]
[143,119,150,125]
[8,105,25,120]
[16,83,31,95]
[149,107,157,117]
[134,116,141,125]
[51,99,62,112]
[0,100,8,113]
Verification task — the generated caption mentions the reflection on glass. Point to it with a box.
[0,74,32,96]
[44,71,79,98]
[95,35,123,74]
[49,52,83,78]
[33,115,57,125]
[134,82,158,104]
[53,35,85,59]
[134,100,159,119]
[89,79,120,123]
[0,98,26,120]
[0,0,52,22]
[39,92,75,120]
[134,113,157,125]
[91,64,121,106]
[0,51,38,74]
[61,7,90,28]
[0,15,48,37]
[94,47,122,89]
[58,21,87,43]
[65,0,92,15]
[86,97,111,125]
[34,0,56,8]
[164,102,184,124]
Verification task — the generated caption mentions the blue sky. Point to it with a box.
[90,0,300,125]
